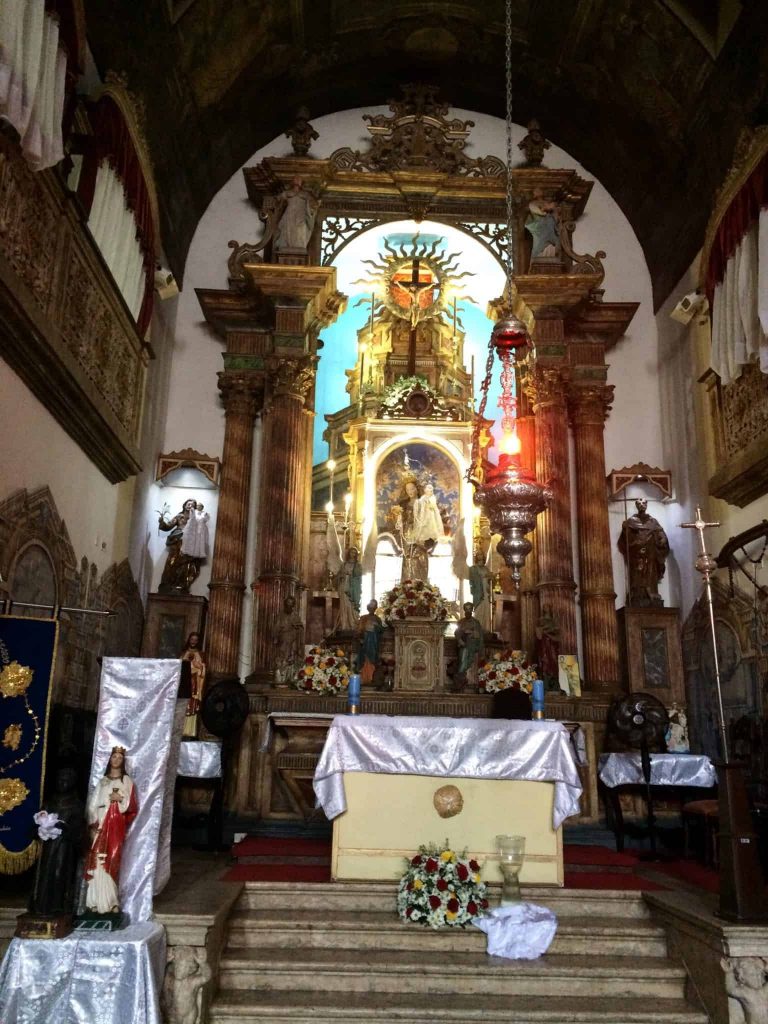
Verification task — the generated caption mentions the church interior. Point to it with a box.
[2,1,768,1022]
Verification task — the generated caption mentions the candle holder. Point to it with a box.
[496,834,525,904]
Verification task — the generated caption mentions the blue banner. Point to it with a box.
[0,616,57,873]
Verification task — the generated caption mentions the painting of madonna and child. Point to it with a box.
[372,443,469,615]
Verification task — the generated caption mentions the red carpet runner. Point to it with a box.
[222,838,719,892]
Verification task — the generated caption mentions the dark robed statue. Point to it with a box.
[29,763,84,919]
[617,498,670,607]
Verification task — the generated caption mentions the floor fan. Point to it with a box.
[607,693,669,858]
[199,677,250,849]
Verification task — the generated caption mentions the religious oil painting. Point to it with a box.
[376,443,459,538]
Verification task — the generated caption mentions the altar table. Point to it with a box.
[314,715,582,885]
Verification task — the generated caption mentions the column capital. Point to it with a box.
[266,354,316,403]
[567,383,614,426]
[525,365,570,409]
[217,371,265,417]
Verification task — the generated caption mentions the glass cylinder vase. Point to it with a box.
[496,834,526,904]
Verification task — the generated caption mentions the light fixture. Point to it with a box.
[466,0,552,586]
[327,459,337,505]
[325,500,335,515]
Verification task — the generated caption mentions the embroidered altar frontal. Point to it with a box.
[0,616,57,874]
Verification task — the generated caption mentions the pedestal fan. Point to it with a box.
[606,693,669,857]
[198,677,249,850]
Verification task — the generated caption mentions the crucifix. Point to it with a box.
[391,258,434,374]
[681,504,768,921]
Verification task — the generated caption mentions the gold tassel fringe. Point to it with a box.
[0,839,40,874]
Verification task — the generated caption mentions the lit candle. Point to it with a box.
[348,673,361,715]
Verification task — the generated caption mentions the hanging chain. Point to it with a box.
[504,0,514,289]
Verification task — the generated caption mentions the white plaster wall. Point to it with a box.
[0,359,133,575]
[165,106,673,617]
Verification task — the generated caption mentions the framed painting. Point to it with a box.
[618,606,685,706]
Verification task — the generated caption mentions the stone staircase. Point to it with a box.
[208,882,708,1024]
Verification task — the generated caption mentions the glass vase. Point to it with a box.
[496,834,525,904]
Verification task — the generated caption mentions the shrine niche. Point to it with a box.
[194,85,639,824]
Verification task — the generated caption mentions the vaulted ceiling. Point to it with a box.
[84,0,768,306]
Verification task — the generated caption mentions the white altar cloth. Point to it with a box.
[314,715,582,829]
[599,753,716,789]
[0,921,165,1024]
[177,740,222,778]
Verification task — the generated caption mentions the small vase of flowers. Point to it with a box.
[397,841,488,929]
[295,646,349,695]
[477,649,538,695]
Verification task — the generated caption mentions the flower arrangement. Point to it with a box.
[397,841,488,929]
[379,579,448,623]
[295,645,350,695]
[477,649,538,694]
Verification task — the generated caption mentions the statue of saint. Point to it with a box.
[273,176,318,252]
[468,548,493,633]
[454,602,485,690]
[335,547,363,632]
[356,599,385,684]
[525,189,561,263]
[535,606,561,692]
[617,498,670,607]
[412,483,445,546]
[28,762,84,919]
[158,499,210,594]
[181,632,206,739]
[390,477,431,582]
[84,746,137,915]
[274,595,305,685]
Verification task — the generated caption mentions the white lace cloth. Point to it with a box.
[0,922,165,1024]
[598,753,716,789]
[473,903,558,959]
[313,715,582,829]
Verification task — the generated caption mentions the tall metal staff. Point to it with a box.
[682,506,768,920]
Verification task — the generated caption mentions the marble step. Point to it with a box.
[238,882,652,918]
[218,948,687,999]
[226,909,668,957]
[208,989,709,1024]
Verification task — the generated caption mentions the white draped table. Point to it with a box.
[0,922,165,1024]
[314,715,583,885]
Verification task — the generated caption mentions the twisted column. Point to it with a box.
[528,364,578,653]
[206,372,263,677]
[251,356,316,672]
[568,383,621,693]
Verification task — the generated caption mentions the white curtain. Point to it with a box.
[0,0,67,170]
[710,219,768,384]
[87,159,147,320]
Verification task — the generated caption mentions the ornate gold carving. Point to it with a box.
[720,362,768,460]
[518,119,550,167]
[217,372,264,417]
[526,367,569,409]
[0,662,33,697]
[156,449,221,486]
[567,384,614,426]
[328,85,505,177]
[0,778,29,815]
[227,239,263,286]
[433,784,464,819]
[2,724,21,750]
[607,464,672,500]
[286,106,318,157]
[267,356,316,401]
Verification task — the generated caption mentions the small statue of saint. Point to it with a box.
[335,547,363,632]
[273,176,319,252]
[468,548,493,633]
[535,605,561,692]
[356,599,384,685]
[411,483,445,547]
[390,477,431,582]
[454,602,485,691]
[158,499,210,594]
[617,498,670,607]
[27,762,84,922]
[181,632,206,739]
[525,189,561,264]
[84,746,137,916]
[285,106,319,156]
[274,595,305,685]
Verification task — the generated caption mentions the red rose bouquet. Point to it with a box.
[295,645,349,695]
[397,841,488,929]
[477,649,537,695]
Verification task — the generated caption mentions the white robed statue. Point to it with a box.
[411,484,445,546]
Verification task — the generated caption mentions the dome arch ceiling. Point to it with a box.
[84,0,768,307]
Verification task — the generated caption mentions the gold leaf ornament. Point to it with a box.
[0,661,34,697]
[2,724,21,750]
[0,777,29,814]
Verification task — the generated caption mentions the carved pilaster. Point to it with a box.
[568,383,621,693]
[252,357,318,674]
[527,364,578,653]
[206,372,264,677]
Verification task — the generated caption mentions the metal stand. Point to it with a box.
[682,507,768,921]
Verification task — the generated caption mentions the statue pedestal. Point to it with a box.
[392,617,445,691]
[141,593,208,658]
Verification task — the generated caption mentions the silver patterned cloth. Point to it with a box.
[598,752,716,788]
[177,740,222,778]
[0,922,165,1024]
[90,658,182,923]
[314,715,583,829]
